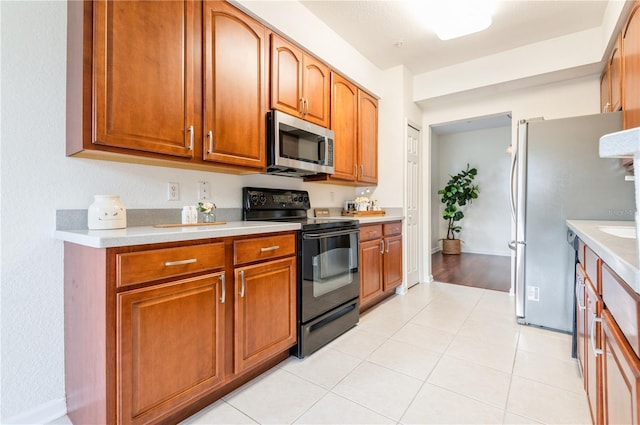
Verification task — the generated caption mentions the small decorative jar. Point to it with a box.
[203,211,216,223]
[88,195,127,230]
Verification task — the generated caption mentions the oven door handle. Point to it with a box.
[302,229,360,239]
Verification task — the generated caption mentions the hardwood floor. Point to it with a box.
[431,251,511,292]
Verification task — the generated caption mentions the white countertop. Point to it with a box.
[54,221,301,248]
[566,220,639,293]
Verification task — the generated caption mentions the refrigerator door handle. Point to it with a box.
[509,150,517,223]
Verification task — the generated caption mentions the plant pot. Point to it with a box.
[442,239,461,255]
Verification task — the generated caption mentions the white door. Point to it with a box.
[406,123,421,287]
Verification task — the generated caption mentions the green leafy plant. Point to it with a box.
[438,164,479,240]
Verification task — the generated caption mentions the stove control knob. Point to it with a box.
[250,194,258,204]
[259,194,267,204]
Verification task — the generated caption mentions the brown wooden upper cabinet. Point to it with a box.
[623,1,640,129]
[306,72,379,185]
[203,1,267,169]
[67,0,267,173]
[601,34,622,113]
[270,34,331,128]
[358,90,379,185]
[90,1,198,158]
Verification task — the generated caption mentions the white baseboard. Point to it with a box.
[3,398,67,424]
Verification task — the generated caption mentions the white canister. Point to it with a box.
[88,195,127,230]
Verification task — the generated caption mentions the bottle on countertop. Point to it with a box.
[181,206,191,224]
[190,206,198,223]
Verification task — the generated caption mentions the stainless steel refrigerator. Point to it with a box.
[510,111,634,332]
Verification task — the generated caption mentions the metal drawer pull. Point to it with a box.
[386,240,390,253]
[260,245,280,252]
[590,315,603,356]
[207,130,213,154]
[239,270,245,298]
[575,276,586,311]
[164,258,197,267]
[380,240,384,254]
[187,125,194,150]
[220,274,226,303]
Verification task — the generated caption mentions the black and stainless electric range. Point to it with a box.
[242,187,360,358]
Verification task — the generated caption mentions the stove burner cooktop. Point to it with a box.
[242,187,358,231]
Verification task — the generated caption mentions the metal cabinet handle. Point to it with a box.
[380,240,384,254]
[575,276,586,311]
[219,274,226,303]
[207,131,213,154]
[187,125,194,150]
[354,164,358,178]
[590,314,603,356]
[304,98,309,115]
[164,258,197,267]
[360,165,364,177]
[299,98,305,114]
[239,270,245,298]
[386,240,390,253]
[260,245,280,252]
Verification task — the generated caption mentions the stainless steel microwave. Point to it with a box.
[266,110,335,178]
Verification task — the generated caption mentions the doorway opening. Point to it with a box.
[429,112,512,292]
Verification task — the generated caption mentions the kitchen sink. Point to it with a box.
[597,225,637,239]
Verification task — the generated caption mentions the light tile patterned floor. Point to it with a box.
[181,282,590,425]
[54,281,592,425]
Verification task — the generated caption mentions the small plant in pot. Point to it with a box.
[437,164,479,254]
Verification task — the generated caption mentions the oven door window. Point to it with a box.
[301,231,359,322]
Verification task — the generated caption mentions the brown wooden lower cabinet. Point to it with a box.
[233,257,296,374]
[118,273,226,425]
[585,278,603,425]
[601,309,640,425]
[64,232,297,424]
[359,221,402,311]
[575,239,640,425]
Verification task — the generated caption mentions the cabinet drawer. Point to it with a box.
[234,234,295,265]
[602,263,640,357]
[585,245,601,293]
[360,224,383,242]
[383,221,402,236]
[117,243,225,288]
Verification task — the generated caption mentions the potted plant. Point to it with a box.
[437,164,479,254]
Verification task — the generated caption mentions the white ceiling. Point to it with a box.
[299,0,610,75]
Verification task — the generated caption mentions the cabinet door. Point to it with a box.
[302,54,330,128]
[610,33,622,112]
[358,90,379,185]
[576,264,587,380]
[331,73,358,181]
[585,278,603,425]
[602,309,640,425]
[234,257,296,373]
[203,1,267,169]
[270,34,303,118]
[118,272,226,425]
[93,1,196,157]
[623,2,640,129]
[601,68,611,113]
[360,238,383,309]
[383,234,403,291]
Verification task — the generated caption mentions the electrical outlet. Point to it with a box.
[198,181,211,201]
[168,182,180,201]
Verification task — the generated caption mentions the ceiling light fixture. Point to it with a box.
[411,0,497,41]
